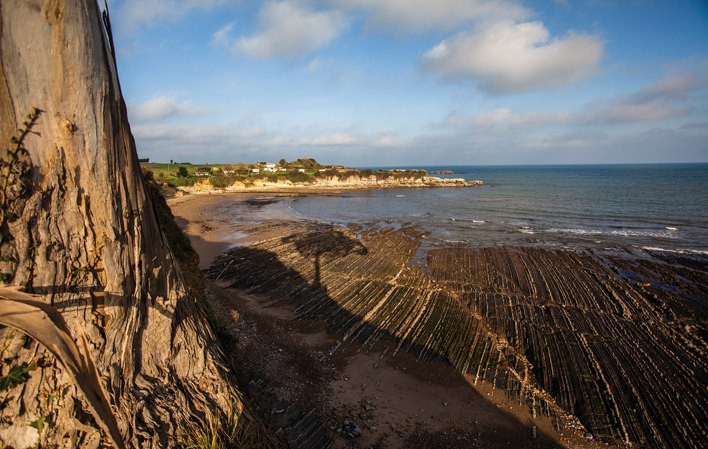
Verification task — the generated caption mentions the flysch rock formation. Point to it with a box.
[0,2,266,448]
[208,222,708,449]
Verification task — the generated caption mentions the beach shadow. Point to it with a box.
[282,225,367,289]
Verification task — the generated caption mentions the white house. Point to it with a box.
[249,168,260,174]
[262,162,277,172]
[222,169,235,175]
[297,168,305,173]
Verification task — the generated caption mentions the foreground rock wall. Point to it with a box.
[0,2,253,447]
[209,223,707,449]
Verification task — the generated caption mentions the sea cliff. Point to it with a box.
[178,174,483,193]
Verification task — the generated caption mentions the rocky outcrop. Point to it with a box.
[208,222,707,449]
[0,2,256,448]
[181,175,483,193]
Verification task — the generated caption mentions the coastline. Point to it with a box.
[169,192,705,449]
[175,175,483,195]
[169,192,575,449]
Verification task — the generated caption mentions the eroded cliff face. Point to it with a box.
[183,175,483,193]
[0,2,244,447]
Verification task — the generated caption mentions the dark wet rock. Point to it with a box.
[341,419,362,438]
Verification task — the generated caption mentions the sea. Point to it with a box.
[285,164,708,255]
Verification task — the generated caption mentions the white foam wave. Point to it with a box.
[547,228,676,238]
[642,246,708,256]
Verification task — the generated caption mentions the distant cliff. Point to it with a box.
[179,174,483,193]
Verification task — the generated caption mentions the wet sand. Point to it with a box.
[168,193,309,268]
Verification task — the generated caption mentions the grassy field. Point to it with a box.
[140,162,320,187]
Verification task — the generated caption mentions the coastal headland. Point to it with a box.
[169,192,706,449]
[181,174,482,194]
[141,159,483,195]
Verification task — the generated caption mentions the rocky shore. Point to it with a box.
[169,193,706,449]
[177,174,483,194]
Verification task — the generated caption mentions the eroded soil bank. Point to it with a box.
[169,193,706,449]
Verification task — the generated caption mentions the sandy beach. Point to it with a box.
[168,192,627,449]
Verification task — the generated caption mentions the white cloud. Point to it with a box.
[579,101,691,124]
[372,132,407,147]
[579,75,702,124]
[463,74,702,129]
[119,0,230,28]
[130,95,205,121]
[423,20,603,94]
[299,132,358,145]
[472,108,570,126]
[212,22,236,47]
[625,74,701,104]
[331,0,529,31]
[216,1,347,60]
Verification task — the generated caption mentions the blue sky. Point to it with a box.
[108,0,708,166]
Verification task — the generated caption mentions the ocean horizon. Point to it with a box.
[287,163,708,254]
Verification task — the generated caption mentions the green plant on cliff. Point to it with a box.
[286,172,311,183]
[209,175,233,188]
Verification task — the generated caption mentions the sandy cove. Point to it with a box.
[168,192,623,449]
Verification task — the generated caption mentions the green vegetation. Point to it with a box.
[0,360,38,391]
[286,172,311,183]
[139,158,428,190]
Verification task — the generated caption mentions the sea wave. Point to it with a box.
[547,228,677,239]
[641,246,708,256]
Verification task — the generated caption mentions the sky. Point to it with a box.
[107,0,708,166]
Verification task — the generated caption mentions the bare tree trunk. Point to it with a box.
[0,1,243,447]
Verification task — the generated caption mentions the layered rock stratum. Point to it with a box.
[208,221,707,449]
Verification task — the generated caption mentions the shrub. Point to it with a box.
[314,169,338,178]
[177,166,189,177]
[287,172,311,183]
[172,176,195,187]
[209,176,232,188]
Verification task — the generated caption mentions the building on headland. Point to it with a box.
[195,168,211,177]
[249,168,260,174]
[262,162,277,172]
[222,168,235,175]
